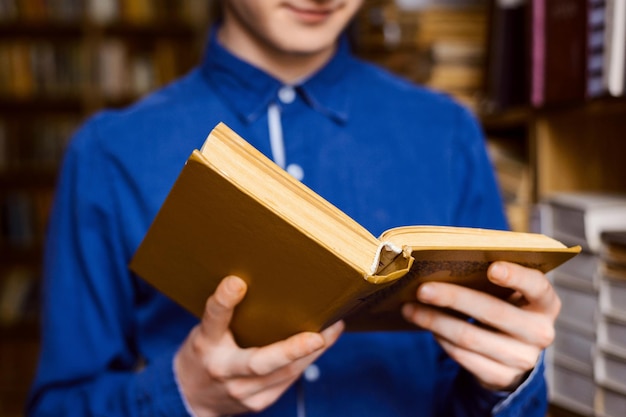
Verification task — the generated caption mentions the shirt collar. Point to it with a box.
[200,25,351,124]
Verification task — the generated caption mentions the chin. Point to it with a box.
[275,31,340,55]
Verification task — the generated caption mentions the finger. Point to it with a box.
[437,338,531,391]
[241,320,345,377]
[234,343,341,416]
[237,381,298,414]
[488,262,561,317]
[200,276,247,341]
[219,321,345,401]
[226,345,330,414]
[403,303,541,370]
[413,282,555,346]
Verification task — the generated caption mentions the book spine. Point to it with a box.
[604,0,626,96]
[587,0,607,98]
[531,0,546,107]
[532,0,590,106]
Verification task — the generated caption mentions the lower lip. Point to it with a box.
[287,6,333,24]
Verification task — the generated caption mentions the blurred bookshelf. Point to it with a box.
[0,1,214,415]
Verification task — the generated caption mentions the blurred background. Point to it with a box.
[1,0,625,416]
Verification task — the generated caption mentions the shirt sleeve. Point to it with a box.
[491,353,549,417]
[26,117,191,417]
[438,354,548,417]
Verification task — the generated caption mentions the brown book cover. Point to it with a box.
[483,0,530,112]
[531,0,601,106]
[130,123,580,347]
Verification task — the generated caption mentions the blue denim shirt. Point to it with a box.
[28,28,547,417]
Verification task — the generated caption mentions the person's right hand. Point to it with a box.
[174,275,344,417]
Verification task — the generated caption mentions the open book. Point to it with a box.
[130,122,580,347]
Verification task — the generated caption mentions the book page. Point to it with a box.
[379,225,570,250]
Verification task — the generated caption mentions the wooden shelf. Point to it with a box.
[0,18,202,37]
[0,97,84,114]
[0,21,84,38]
[0,244,44,265]
[100,20,202,38]
[533,100,626,197]
[479,106,531,131]
[0,328,40,417]
[0,321,39,340]
[0,168,59,189]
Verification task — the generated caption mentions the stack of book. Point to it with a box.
[486,138,532,232]
[0,0,210,25]
[0,41,85,99]
[96,39,184,99]
[0,266,38,327]
[0,189,54,248]
[415,5,488,112]
[530,0,607,107]
[352,1,489,112]
[528,0,626,107]
[483,0,626,111]
[595,230,626,417]
[536,192,626,416]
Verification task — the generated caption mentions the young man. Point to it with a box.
[28,1,560,416]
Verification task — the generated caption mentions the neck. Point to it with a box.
[217,26,337,85]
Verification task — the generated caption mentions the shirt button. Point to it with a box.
[286,163,304,181]
[278,86,296,104]
[304,364,320,382]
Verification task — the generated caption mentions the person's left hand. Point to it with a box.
[402,261,561,391]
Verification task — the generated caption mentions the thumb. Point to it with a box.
[200,275,247,341]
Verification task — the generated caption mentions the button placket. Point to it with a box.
[276,85,304,181]
[303,364,320,382]
[278,85,296,104]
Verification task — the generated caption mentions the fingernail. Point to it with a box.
[417,284,435,302]
[490,262,507,281]
[307,334,324,351]
[331,320,345,334]
[225,276,245,294]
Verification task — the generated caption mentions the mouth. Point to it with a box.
[284,3,339,24]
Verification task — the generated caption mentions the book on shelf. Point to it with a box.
[415,6,488,45]
[0,189,54,249]
[599,232,626,308]
[130,122,580,347]
[482,0,529,112]
[395,0,486,10]
[541,192,626,254]
[486,138,532,232]
[597,231,626,364]
[598,236,626,341]
[0,267,38,326]
[418,7,488,110]
[1,192,35,248]
[427,63,483,90]
[87,0,212,25]
[603,0,626,97]
[530,0,607,107]
[587,0,609,98]
[600,230,626,267]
